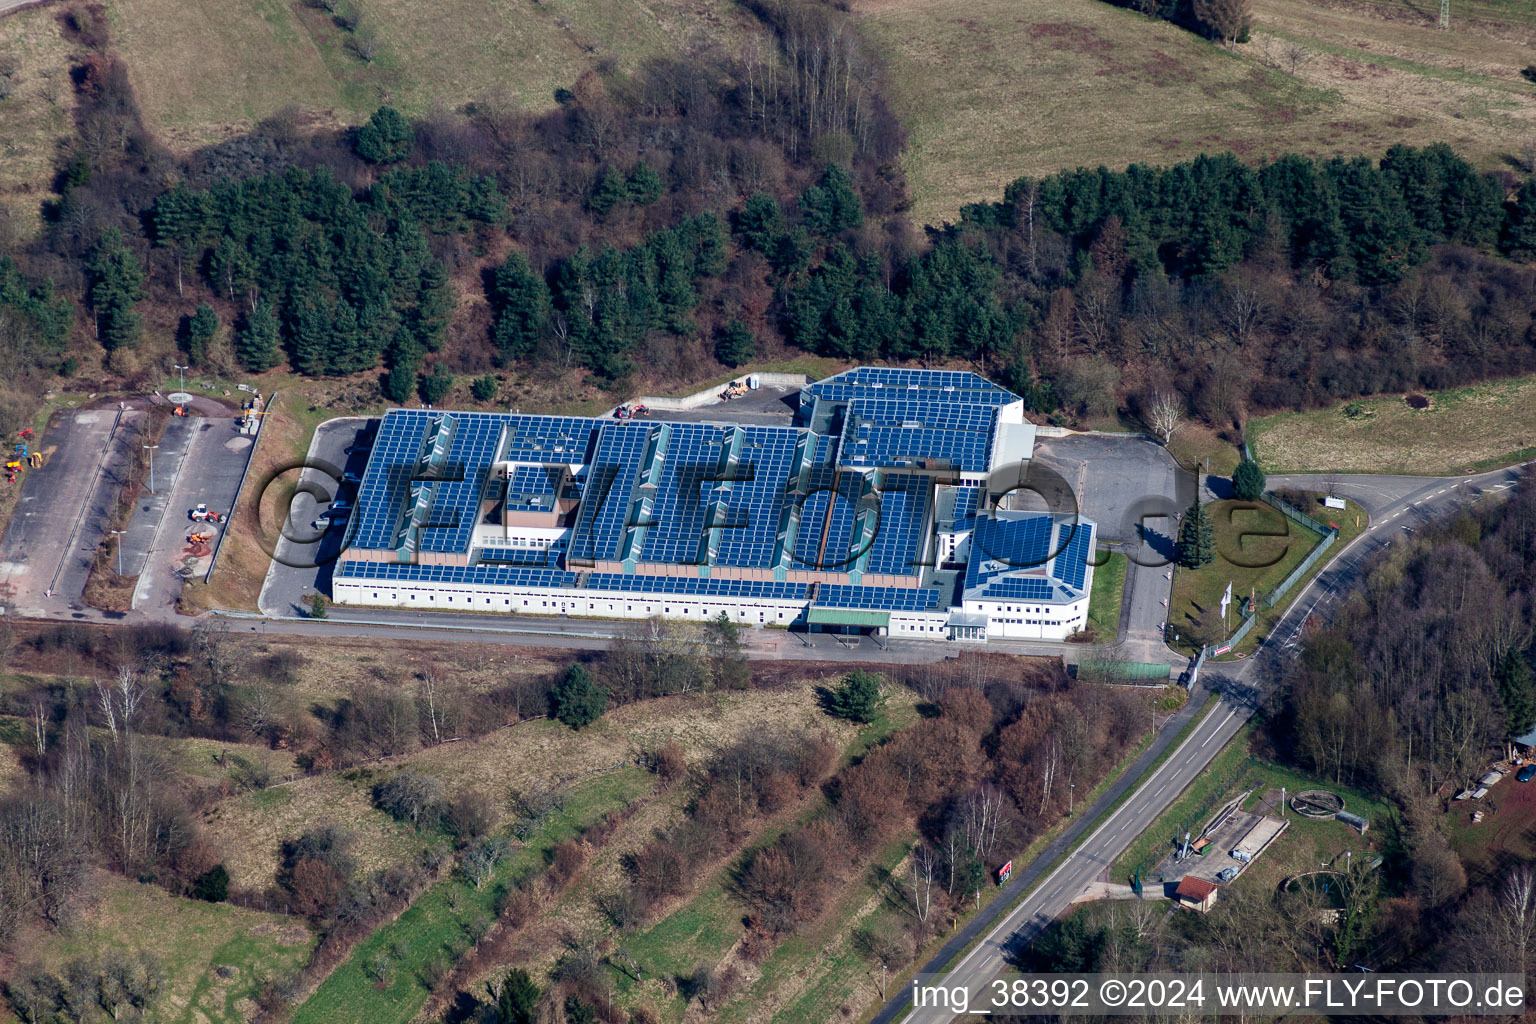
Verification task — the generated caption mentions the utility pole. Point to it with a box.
[111,529,127,575]
[143,444,159,493]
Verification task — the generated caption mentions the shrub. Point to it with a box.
[372,771,446,830]
[471,373,498,401]
[191,864,229,902]
[443,788,495,840]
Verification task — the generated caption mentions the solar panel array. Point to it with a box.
[964,515,1057,591]
[352,411,599,555]
[843,426,993,473]
[337,560,578,588]
[947,485,981,529]
[475,545,560,567]
[421,413,501,553]
[814,584,940,611]
[805,367,1018,405]
[503,464,562,512]
[349,409,435,553]
[864,474,931,575]
[585,573,807,601]
[958,513,1098,603]
[1052,520,1095,591]
[978,576,1060,601]
[569,423,652,562]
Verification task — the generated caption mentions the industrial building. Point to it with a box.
[330,368,1096,642]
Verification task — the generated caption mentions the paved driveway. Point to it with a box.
[257,417,374,617]
[1033,433,1191,662]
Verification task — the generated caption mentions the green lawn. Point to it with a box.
[1168,500,1322,655]
[291,767,652,1024]
[1086,551,1127,640]
[1222,494,1370,657]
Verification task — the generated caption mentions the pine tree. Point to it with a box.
[551,664,607,729]
[353,106,414,164]
[626,161,664,205]
[235,301,281,373]
[588,165,630,217]
[490,251,550,362]
[1177,496,1215,568]
[799,164,864,236]
[185,303,219,365]
[1232,459,1266,501]
[85,229,147,351]
[495,969,539,1024]
[1496,649,1536,741]
[714,320,756,367]
[827,669,885,724]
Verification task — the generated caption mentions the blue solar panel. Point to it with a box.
[806,367,1017,406]
[966,516,1055,583]
[979,577,1055,601]
[585,573,807,601]
[350,410,599,556]
[336,560,578,588]
[1053,520,1095,591]
[814,584,939,611]
[865,474,931,575]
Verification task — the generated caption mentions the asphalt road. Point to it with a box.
[878,461,1528,1024]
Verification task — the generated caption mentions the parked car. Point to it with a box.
[1517,764,1536,783]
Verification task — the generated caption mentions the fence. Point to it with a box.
[1196,490,1339,658]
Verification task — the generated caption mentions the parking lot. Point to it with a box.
[132,412,257,615]
[0,402,141,617]
[258,416,374,617]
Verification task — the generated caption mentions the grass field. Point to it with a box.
[290,767,652,1024]
[1226,493,1366,657]
[1168,500,1320,652]
[1111,724,1391,885]
[20,871,314,1024]
[104,0,756,151]
[1249,375,1536,475]
[1086,551,1127,640]
[856,0,1536,224]
[0,6,77,238]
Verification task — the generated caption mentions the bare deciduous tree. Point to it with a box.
[905,843,938,922]
[1147,391,1183,445]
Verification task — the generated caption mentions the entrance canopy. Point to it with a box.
[806,608,891,629]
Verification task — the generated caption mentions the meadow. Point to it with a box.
[856,0,1536,223]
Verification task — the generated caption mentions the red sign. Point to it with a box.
[998,860,1013,885]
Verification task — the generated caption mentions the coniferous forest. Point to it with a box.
[0,0,1533,438]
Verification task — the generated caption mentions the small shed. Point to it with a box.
[1175,875,1220,913]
